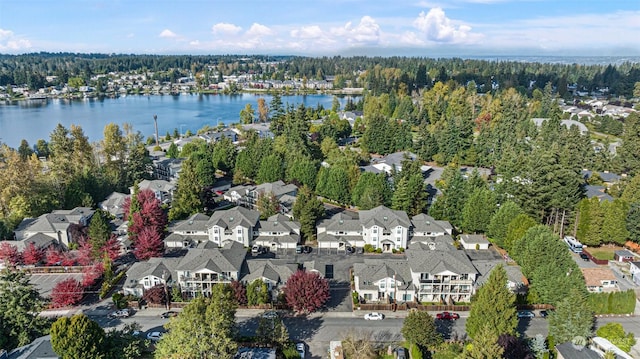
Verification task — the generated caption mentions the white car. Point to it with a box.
[364,312,384,320]
[262,311,278,319]
[107,309,131,319]
[296,342,306,358]
[146,331,163,342]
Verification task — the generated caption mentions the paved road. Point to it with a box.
[85,307,640,359]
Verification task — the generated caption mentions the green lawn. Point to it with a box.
[586,246,621,261]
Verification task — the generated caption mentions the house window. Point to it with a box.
[364,293,372,301]
[460,274,469,280]
[396,227,402,234]
[390,282,395,288]
[237,228,242,234]
[372,229,377,234]
[379,282,386,289]
[214,228,219,234]
[143,280,150,287]
[402,294,412,301]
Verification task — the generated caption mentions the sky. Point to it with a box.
[1,0,639,57]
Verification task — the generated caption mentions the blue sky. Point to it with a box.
[1,0,639,56]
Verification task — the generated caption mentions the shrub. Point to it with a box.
[364,244,374,253]
[352,291,359,305]
[375,248,382,254]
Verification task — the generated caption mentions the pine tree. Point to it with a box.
[461,188,496,233]
[466,265,517,340]
[487,201,522,247]
[462,325,505,359]
[292,186,324,242]
[548,289,594,343]
[401,310,442,351]
[256,154,284,184]
[169,157,203,221]
[601,199,629,245]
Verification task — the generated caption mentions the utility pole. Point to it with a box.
[153,114,159,147]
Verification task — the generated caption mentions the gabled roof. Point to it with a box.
[243,260,298,284]
[10,233,57,251]
[124,257,181,289]
[317,212,362,231]
[359,206,410,229]
[584,185,613,202]
[303,260,326,277]
[258,214,300,234]
[411,213,449,233]
[15,207,95,236]
[136,179,175,193]
[353,259,412,290]
[99,192,129,216]
[459,234,490,245]
[581,267,617,287]
[170,213,211,232]
[207,206,260,229]
[254,180,298,198]
[554,342,601,359]
[406,241,477,275]
[177,241,246,274]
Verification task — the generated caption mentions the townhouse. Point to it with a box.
[14,207,95,249]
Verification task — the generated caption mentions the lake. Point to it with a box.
[0,93,354,148]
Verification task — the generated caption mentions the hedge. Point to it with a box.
[587,289,636,314]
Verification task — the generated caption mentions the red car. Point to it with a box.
[436,311,460,320]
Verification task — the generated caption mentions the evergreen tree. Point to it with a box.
[50,314,106,359]
[504,214,537,253]
[601,199,629,245]
[292,186,325,242]
[256,153,284,184]
[256,192,280,219]
[247,279,269,306]
[461,188,496,233]
[285,156,318,188]
[466,265,517,340]
[461,324,504,359]
[169,157,203,221]
[548,289,594,343]
[487,201,522,247]
[429,165,468,226]
[87,209,111,260]
[626,202,640,243]
[212,137,237,175]
[166,142,179,158]
[155,284,237,358]
[0,270,51,351]
[352,172,391,210]
[401,310,442,351]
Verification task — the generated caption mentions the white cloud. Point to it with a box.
[290,25,323,39]
[126,33,134,38]
[159,29,178,38]
[413,7,480,43]
[331,16,381,46]
[399,31,425,46]
[0,28,32,51]
[212,23,242,35]
[189,40,200,46]
[246,23,274,37]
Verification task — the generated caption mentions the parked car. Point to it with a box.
[262,310,278,319]
[436,311,460,320]
[345,245,355,254]
[579,253,590,261]
[364,312,384,320]
[395,347,408,359]
[252,245,266,254]
[146,331,163,342]
[517,310,535,318]
[539,310,549,318]
[160,311,178,318]
[107,309,131,319]
[296,342,306,358]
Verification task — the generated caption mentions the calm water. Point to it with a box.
[0,93,351,148]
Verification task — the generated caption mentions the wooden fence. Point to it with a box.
[582,250,609,265]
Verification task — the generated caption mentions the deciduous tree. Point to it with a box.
[22,242,44,265]
[133,226,164,260]
[596,323,637,353]
[51,278,84,308]
[283,270,330,314]
[230,280,247,306]
[247,279,269,306]
[0,241,21,267]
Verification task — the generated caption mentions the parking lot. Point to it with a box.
[29,273,84,297]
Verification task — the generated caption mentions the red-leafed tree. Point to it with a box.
[22,242,44,265]
[101,236,120,261]
[60,252,77,267]
[133,226,164,260]
[0,242,22,267]
[76,238,93,266]
[50,278,84,307]
[230,280,247,305]
[142,285,167,305]
[82,262,104,287]
[124,189,167,256]
[283,270,330,314]
[45,247,64,266]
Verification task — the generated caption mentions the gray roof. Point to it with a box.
[170,213,211,232]
[615,250,634,257]
[136,179,175,193]
[585,185,613,202]
[316,233,362,244]
[406,241,477,275]
[14,207,94,237]
[243,260,298,284]
[207,206,260,229]
[259,214,300,234]
[411,213,449,233]
[554,343,601,359]
[303,260,326,277]
[254,180,298,198]
[8,335,55,359]
[318,212,362,231]
[2,233,57,252]
[459,234,490,245]
[473,261,525,286]
[353,259,412,291]
[124,257,181,289]
[164,233,209,246]
[359,205,410,230]
[176,241,246,274]
[99,192,129,217]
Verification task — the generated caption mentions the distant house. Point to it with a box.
[584,185,613,202]
[99,191,130,219]
[242,259,298,292]
[613,250,635,262]
[206,206,260,247]
[363,152,430,175]
[581,268,618,293]
[154,157,184,181]
[253,214,301,251]
[132,179,176,204]
[459,234,490,250]
[410,214,453,242]
[14,207,95,248]
[123,257,180,297]
[165,213,211,248]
